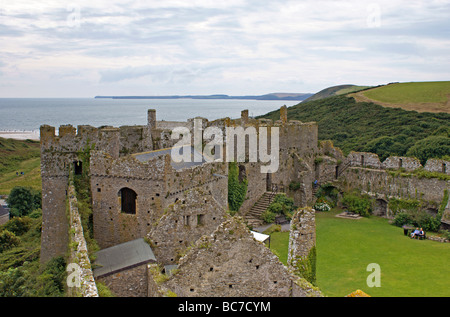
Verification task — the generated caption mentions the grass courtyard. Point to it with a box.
[269,209,450,297]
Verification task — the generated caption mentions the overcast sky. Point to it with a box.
[0,0,449,97]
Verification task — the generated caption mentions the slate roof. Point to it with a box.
[93,238,156,278]
[133,145,211,170]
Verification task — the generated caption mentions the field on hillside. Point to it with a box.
[269,209,450,297]
[351,81,450,113]
[0,137,41,195]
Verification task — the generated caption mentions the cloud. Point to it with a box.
[98,64,218,84]
[0,0,449,97]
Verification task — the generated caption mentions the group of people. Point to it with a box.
[411,228,425,239]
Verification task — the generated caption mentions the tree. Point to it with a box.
[6,186,41,217]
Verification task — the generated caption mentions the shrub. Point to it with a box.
[1,217,32,236]
[267,202,283,214]
[271,194,295,217]
[393,212,413,227]
[413,212,441,232]
[261,210,276,224]
[6,186,41,217]
[0,230,21,253]
[341,191,372,217]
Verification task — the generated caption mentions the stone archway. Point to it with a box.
[374,199,388,217]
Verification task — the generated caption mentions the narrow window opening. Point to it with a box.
[74,161,83,175]
[184,215,190,226]
[197,214,205,226]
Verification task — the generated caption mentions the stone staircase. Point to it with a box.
[245,192,277,228]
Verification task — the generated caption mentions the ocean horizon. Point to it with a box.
[0,98,299,133]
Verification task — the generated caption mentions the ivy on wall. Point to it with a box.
[228,162,248,213]
[291,246,317,286]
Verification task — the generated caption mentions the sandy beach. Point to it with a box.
[0,131,40,141]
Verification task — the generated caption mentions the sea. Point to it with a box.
[0,98,299,132]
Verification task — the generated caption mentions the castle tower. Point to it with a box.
[40,126,69,264]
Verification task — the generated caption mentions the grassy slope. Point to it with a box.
[269,210,450,297]
[0,137,41,195]
[352,81,450,113]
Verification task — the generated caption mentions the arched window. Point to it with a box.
[119,188,137,214]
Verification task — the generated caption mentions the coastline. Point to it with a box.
[0,130,40,141]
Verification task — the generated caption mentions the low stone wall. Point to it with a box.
[426,236,449,243]
[67,177,98,297]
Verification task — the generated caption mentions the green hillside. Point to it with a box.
[303,84,372,102]
[259,94,450,162]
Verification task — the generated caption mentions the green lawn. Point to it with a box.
[269,209,450,297]
[269,231,290,265]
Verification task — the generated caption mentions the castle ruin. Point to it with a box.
[39,106,450,297]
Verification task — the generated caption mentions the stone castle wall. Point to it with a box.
[288,207,316,266]
[67,174,98,297]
